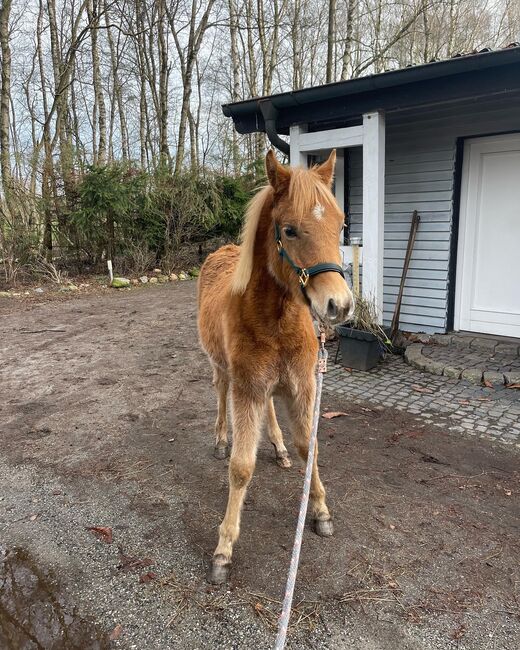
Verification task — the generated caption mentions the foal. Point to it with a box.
[198,150,353,583]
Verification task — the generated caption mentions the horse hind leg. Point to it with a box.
[212,366,229,459]
[266,398,291,469]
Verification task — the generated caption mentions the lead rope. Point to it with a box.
[274,328,328,650]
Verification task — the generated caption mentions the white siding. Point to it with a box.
[347,93,520,333]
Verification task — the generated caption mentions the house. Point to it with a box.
[222,45,520,337]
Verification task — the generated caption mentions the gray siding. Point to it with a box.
[347,92,520,333]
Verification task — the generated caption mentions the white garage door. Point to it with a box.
[455,134,520,338]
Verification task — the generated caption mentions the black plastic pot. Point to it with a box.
[336,325,382,371]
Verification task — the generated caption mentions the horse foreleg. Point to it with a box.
[212,367,229,459]
[209,388,264,584]
[285,382,333,537]
[265,398,292,469]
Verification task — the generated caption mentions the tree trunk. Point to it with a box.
[0,0,12,207]
[326,0,336,83]
[88,0,107,164]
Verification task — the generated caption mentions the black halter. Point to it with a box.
[274,223,345,297]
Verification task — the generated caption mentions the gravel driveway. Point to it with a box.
[1,282,519,649]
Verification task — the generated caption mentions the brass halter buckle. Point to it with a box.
[298,269,309,287]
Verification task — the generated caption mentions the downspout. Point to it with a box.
[258,99,290,157]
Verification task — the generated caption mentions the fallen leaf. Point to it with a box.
[29,514,38,521]
[109,624,123,640]
[506,383,520,389]
[118,548,154,572]
[482,379,494,388]
[411,384,433,394]
[254,602,264,614]
[458,400,470,405]
[433,510,440,516]
[477,397,490,401]
[389,524,396,530]
[87,526,113,544]
[343,367,353,373]
[139,571,157,583]
[322,411,348,419]
[450,624,466,640]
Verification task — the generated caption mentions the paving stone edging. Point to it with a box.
[405,343,520,385]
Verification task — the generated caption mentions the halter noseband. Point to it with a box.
[274,223,345,296]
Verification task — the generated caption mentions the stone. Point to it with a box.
[178,272,188,280]
[110,277,130,288]
[495,343,520,356]
[431,334,451,346]
[131,279,139,286]
[422,357,444,375]
[460,368,483,383]
[504,372,520,385]
[0,291,11,297]
[443,365,463,379]
[149,277,158,284]
[153,268,162,274]
[470,337,497,352]
[170,273,178,281]
[140,276,149,284]
[188,267,200,278]
[407,332,431,344]
[60,284,78,292]
[483,371,505,386]
[33,287,45,294]
[157,275,169,283]
[404,344,423,365]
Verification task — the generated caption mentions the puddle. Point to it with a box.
[0,546,109,649]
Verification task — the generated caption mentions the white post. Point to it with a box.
[334,148,345,218]
[362,111,385,322]
[289,125,308,168]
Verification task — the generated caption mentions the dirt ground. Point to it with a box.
[1,282,519,649]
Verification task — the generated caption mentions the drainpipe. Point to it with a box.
[258,99,290,157]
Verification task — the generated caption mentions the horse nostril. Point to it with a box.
[327,298,338,319]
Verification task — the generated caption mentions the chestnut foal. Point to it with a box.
[198,150,353,583]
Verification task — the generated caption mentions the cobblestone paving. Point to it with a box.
[423,344,520,371]
[405,337,520,385]
[324,353,520,448]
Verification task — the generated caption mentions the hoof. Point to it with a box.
[275,452,292,469]
[208,554,231,584]
[213,444,229,460]
[314,518,334,537]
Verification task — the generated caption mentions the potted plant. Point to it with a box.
[336,295,392,371]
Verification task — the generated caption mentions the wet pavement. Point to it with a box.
[0,545,108,649]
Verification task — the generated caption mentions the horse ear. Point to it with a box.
[316,149,336,187]
[265,149,291,193]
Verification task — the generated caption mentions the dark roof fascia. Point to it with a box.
[223,47,520,135]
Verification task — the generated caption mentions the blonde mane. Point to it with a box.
[231,166,339,295]
[231,185,272,294]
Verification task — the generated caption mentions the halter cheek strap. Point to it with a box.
[274,223,345,294]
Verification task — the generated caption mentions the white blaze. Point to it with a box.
[312,202,325,220]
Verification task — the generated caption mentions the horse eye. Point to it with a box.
[283,226,297,239]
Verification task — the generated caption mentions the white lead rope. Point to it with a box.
[274,333,328,650]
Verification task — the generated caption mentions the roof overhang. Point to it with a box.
[223,46,520,135]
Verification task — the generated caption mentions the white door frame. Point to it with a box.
[289,111,385,322]
[454,133,520,336]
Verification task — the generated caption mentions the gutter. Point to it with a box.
[258,99,290,156]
